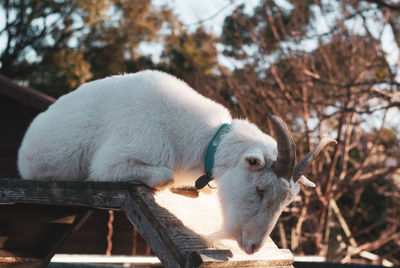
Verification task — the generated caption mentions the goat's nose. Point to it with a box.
[248,243,257,254]
[244,242,257,254]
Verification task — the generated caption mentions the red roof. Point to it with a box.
[0,74,55,111]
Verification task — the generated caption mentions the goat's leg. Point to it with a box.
[88,145,174,189]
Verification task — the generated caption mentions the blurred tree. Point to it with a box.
[215,1,400,265]
[160,27,224,100]
[0,0,169,97]
[163,27,217,76]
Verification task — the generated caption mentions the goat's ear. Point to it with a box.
[244,152,265,170]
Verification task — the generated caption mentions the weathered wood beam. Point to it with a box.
[0,249,43,268]
[0,179,132,208]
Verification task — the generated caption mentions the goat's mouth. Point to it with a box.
[238,236,261,254]
[237,232,244,251]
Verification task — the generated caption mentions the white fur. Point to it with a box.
[18,70,302,254]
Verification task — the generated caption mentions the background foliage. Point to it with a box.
[1,0,399,265]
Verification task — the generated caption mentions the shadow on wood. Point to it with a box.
[0,203,91,268]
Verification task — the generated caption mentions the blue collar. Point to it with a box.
[195,123,232,190]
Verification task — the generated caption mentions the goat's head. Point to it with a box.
[213,115,336,254]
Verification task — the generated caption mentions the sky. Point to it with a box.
[167,0,260,34]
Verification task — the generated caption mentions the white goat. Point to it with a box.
[18,70,336,254]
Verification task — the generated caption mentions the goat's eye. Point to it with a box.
[256,187,264,198]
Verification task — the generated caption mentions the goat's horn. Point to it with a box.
[293,136,337,182]
[269,115,296,182]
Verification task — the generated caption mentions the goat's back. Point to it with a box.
[17,70,231,180]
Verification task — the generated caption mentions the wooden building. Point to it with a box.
[0,75,54,178]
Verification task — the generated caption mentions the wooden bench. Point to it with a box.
[0,178,293,267]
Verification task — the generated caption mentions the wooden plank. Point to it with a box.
[0,179,132,208]
[0,179,293,267]
[0,249,43,268]
[124,187,186,267]
[128,186,293,267]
